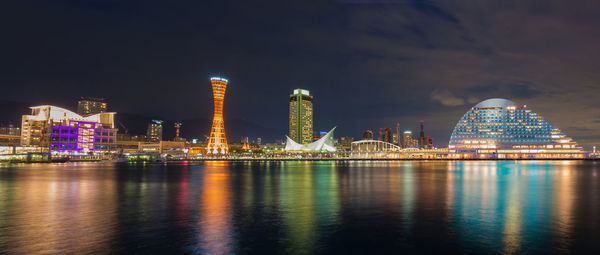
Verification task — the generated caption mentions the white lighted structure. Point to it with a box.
[350,140,448,159]
[285,127,336,152]
[350,140,401,158]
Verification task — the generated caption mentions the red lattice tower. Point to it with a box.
[207,77,229,154]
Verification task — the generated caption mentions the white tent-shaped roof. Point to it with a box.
[285,127,336,152]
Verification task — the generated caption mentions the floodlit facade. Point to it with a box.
[50,120,116,152]
[289,89,313,144]
[207,77,229,154]
[21,105,116,152]
[285,127,336,152]
[449,98,586,159]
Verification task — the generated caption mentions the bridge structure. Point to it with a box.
[350,140,449,159]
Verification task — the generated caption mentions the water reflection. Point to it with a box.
[445,161,582,254]
[0,160,597,254]
[0,163,117,254]
[198,161,233,254]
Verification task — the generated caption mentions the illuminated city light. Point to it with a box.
[449,98,586,159]
[289,88,313,144]
[285,127,336,152]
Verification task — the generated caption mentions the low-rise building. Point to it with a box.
[0,125,21,146]
[21,105,116,153]
[50,120,116,152]
[138,141,186,155]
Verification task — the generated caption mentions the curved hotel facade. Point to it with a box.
[449,98,586,159]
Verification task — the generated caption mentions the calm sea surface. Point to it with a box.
[1,161,599,254]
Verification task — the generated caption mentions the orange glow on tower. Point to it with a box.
[207,77,229,154]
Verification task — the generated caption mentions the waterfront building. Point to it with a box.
[187,146,206,156]
[77,97,107,116]
[21,105,116,152]
[449,98,586,159]
[379,128,392,143]
[289,89,313,144]
[115,140,140,154]
[147,120,163,142]
[207,77,229,154]
[0,135,20,147]
[340,136,354,147]
[285,127,336,152]
[403,130,418,148]
[257,137,262,145]
[138,140,186,156]
[362,130,374,140]
[0,124,21,146]
[0,125,20,136]
[50,120,116,152]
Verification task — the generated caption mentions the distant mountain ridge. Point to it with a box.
[0,100,283,143]
[0,100,32,126]
[117,113,282,143]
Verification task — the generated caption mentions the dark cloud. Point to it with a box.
[410,0,459,24]
[468,80,542,99]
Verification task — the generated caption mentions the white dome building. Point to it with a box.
[449,98,586,159]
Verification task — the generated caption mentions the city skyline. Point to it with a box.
[3,2,600,254]
[1,1,600,149]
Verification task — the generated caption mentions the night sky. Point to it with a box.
[2,0,599,148]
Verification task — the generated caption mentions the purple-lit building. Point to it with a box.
[50,120,116,153]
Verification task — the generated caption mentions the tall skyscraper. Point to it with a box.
[403,130,418,148]
[77,97,107,116]
[207,77,229,154]
[379,128,392,143]
[418,120,433,148]
[393,122,401,146]
[147,120,163,142]
[419,120,425,145]
[289,88,313,144]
